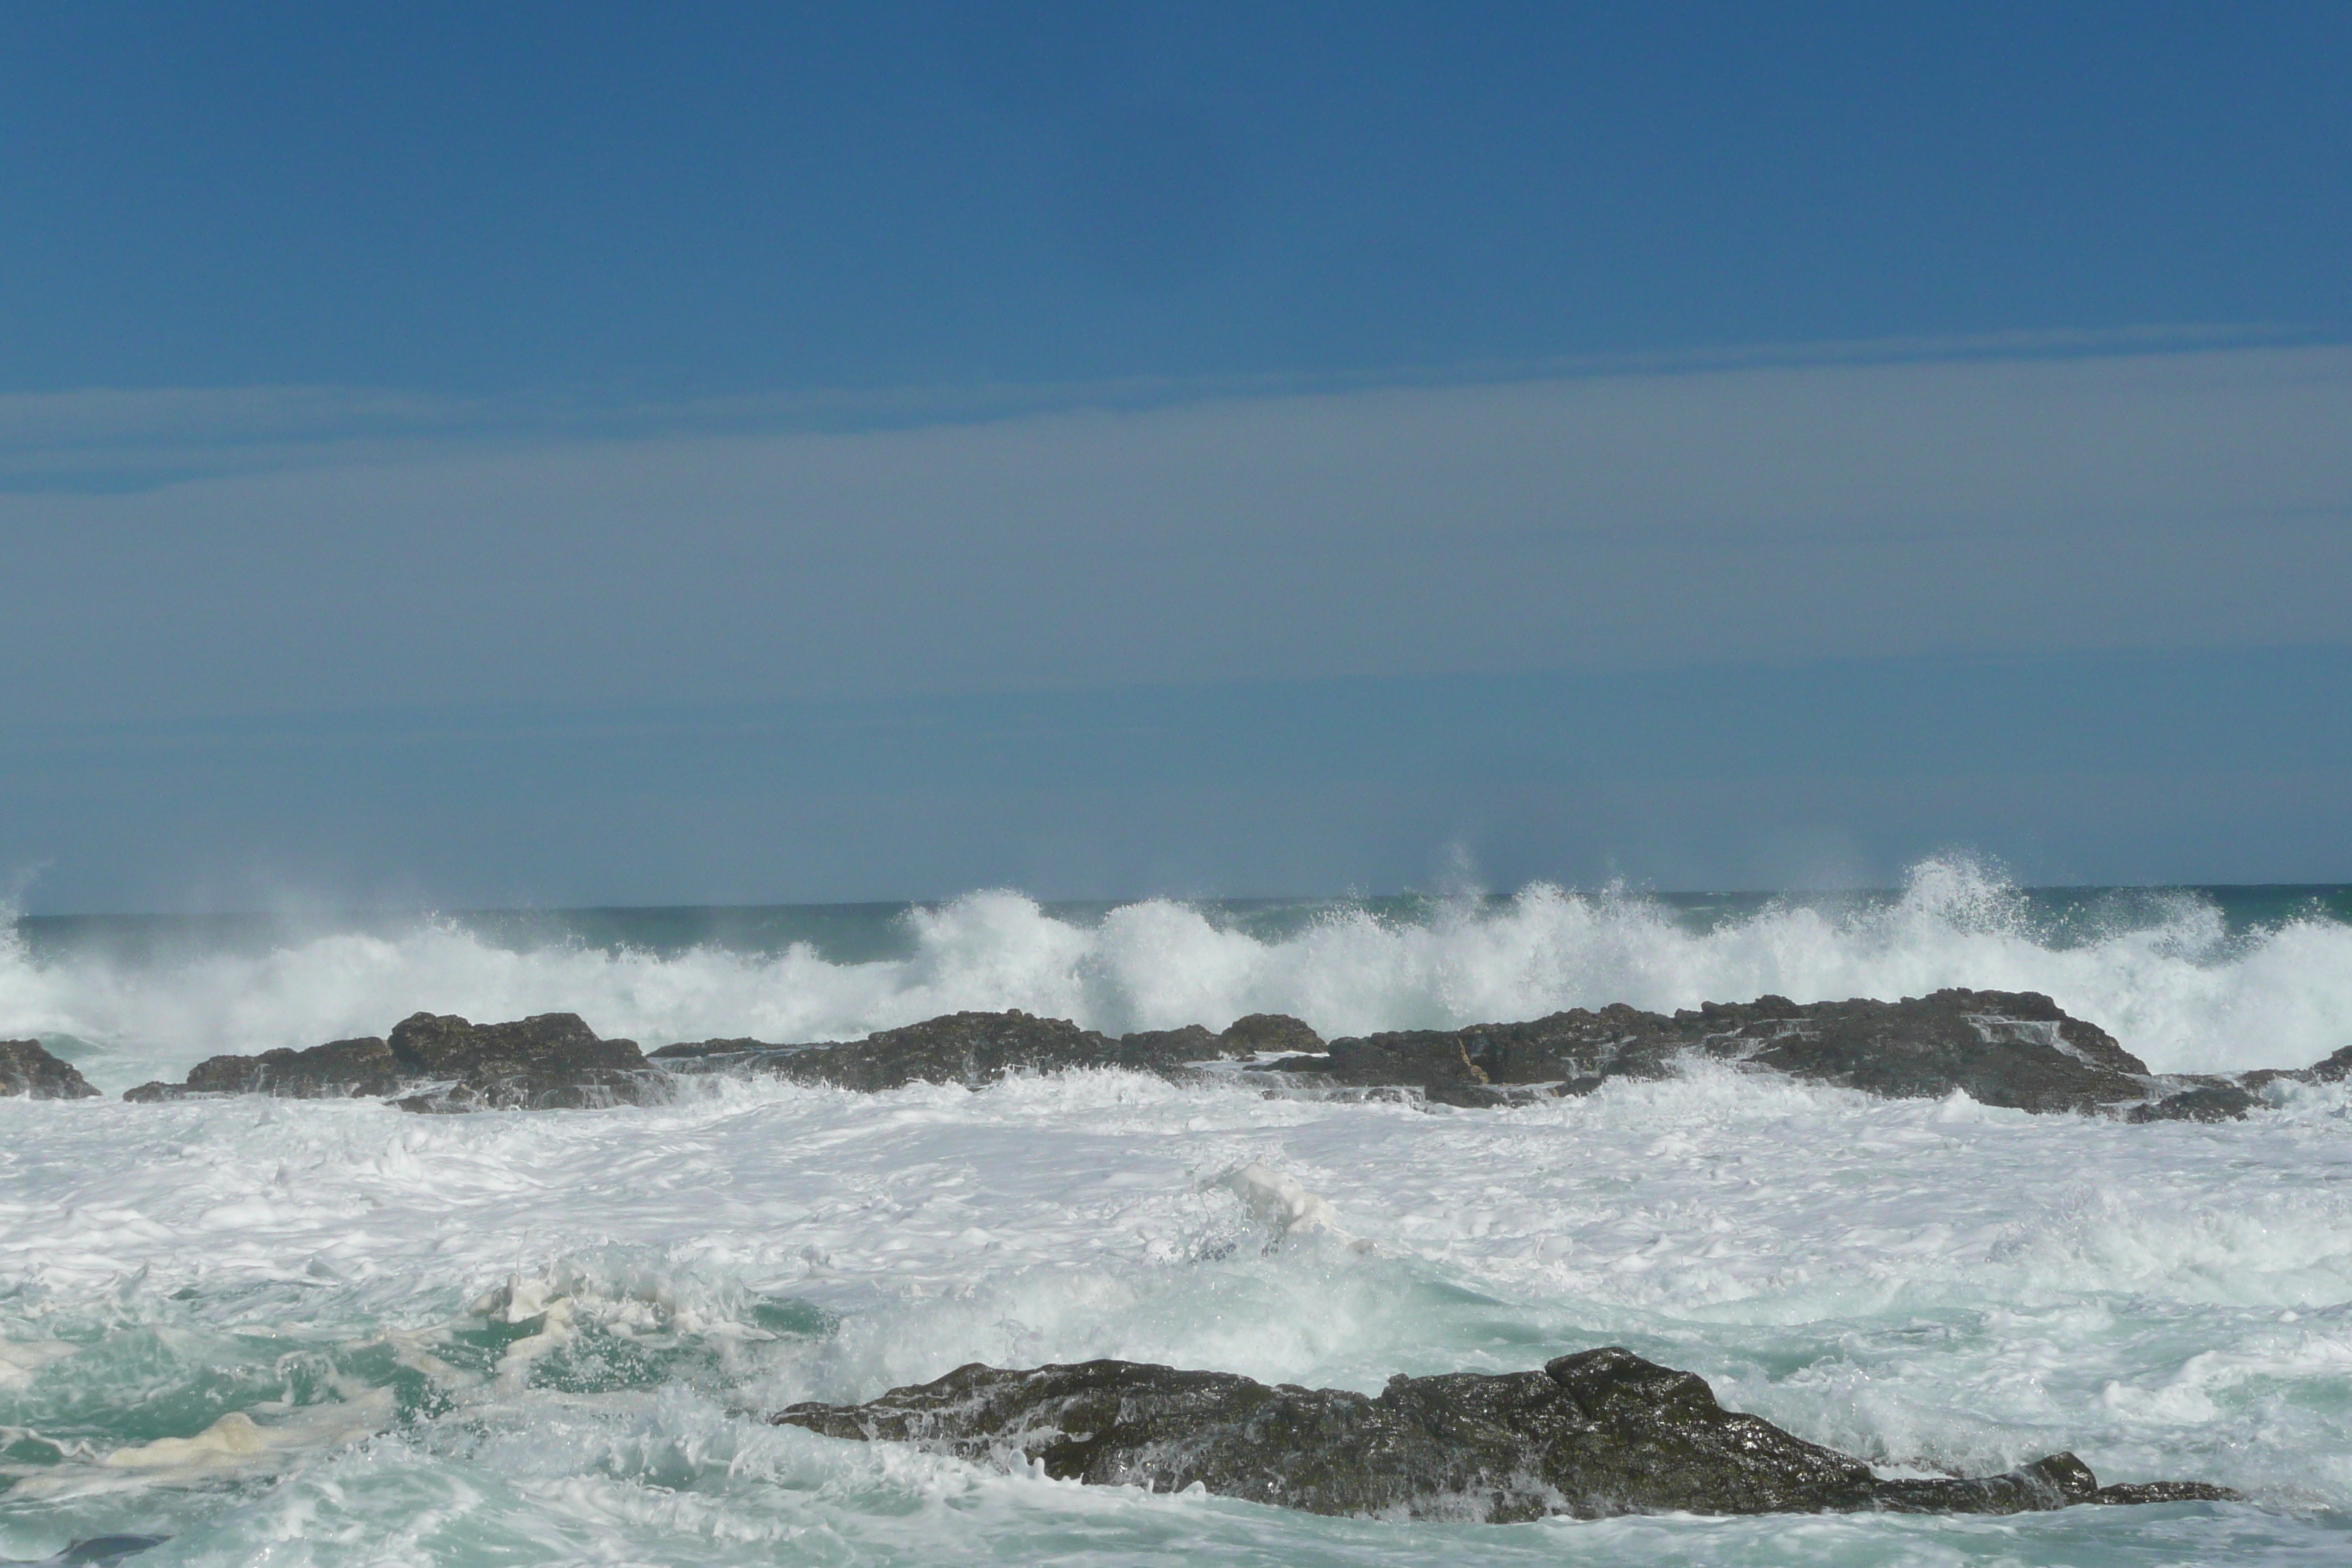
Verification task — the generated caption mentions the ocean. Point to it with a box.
[5,857,2352,1565]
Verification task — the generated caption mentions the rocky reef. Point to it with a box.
[95,990,2345,1118]
[123,1011,666,1112]
[1262,989,2264,1119]
[649,1009,1312,1090]
[775,1347,2234,1520]
[0,1039,100,1099]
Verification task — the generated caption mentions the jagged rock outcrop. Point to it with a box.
[0,1039,101,1100]
[775,1348,2234,1520]
[2242,1041,2352,1094]
[1262,990,2258,1119]
[122,1012,663,1112]
[93,995,2329,1120]
[649,1010,1325,1088]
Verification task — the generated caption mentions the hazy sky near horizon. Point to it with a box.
[4,3,2349,910]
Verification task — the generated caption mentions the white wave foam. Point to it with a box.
[4,859,2349,1086]
[10,1388,396,1500]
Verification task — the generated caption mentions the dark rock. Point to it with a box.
[656,1009,1267,1089]
[774,1347,2234,1520]
[767,1010,1124,1092]
[1267,990,2194,1117]
[0,1039,101,1100]
[0,1537,170,1568]
[647,1036,770,1062]
[2300,1043,2352,1083]
[1218,1012,1324,1055]
[382,1011,663,1111]
[128,1036,403,1102]
[2209,1042,2351,1096]
[1114,1023,1223,1061]
[2126,1081,2260,1123]
[2088,1479,2241,1504]
[121,1013,664,1112]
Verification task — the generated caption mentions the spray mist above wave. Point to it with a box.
[4,858,2349,1085]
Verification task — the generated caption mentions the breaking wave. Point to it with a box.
[5,858,2349,1090]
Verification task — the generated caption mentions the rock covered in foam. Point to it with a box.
[0,1039,101,1100]
[649,1010,1324,1088]
[123,1011,665,1112]
[774,1347,2235,1520]
[1265,989,2261,1118]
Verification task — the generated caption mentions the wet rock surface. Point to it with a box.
[0,1039,101,1099]
[124,1012,663,1112]
[774,1348,2235,1520]
[650,1010,1324,1089]
[1262,989,2255,1117]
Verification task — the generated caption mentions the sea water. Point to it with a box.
[5,859,2352,1565]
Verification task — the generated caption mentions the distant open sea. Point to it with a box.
[7,859,2352,1566]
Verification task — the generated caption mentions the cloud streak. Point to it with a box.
[6,341,2348,728]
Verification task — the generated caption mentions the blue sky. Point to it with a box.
[4,3,2349,908]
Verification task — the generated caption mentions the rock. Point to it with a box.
[2296,1043,2352,1083]
[644,1036,770,1063]
[2126,1080,2261,1123]
[0,1538,169,1568]
[1218,1012,1325,1055]
[1267,990,2205,1117]
[651,1009,1280,1088]
[774,1347,2234,1520]
[0,1039,101,1100]
[1111,1023,1223,1063]
[2215,1042,2352,1097]
[121,1013,664,1112]
[127,1036,404,1102]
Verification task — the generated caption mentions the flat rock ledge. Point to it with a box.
[124,1011,666,1112]
[774,1348,2235,1520]
[102,990,2346,1117]
[0,1039,101,1100]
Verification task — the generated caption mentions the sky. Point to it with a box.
[4,2,2349,909]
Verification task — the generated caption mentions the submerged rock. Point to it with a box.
[0,1539,168,1568]
[122,1012,664,1112]
[649,1011,1324,1088]
[2125,1079,2264,1123]
[775,1348,2234,1520]
[0,1039,101,1100]
[1265,989,2246,1118]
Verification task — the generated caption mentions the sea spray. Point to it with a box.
[7,859,2350,1090]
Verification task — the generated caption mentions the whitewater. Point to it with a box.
[6,860,2352,1565]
